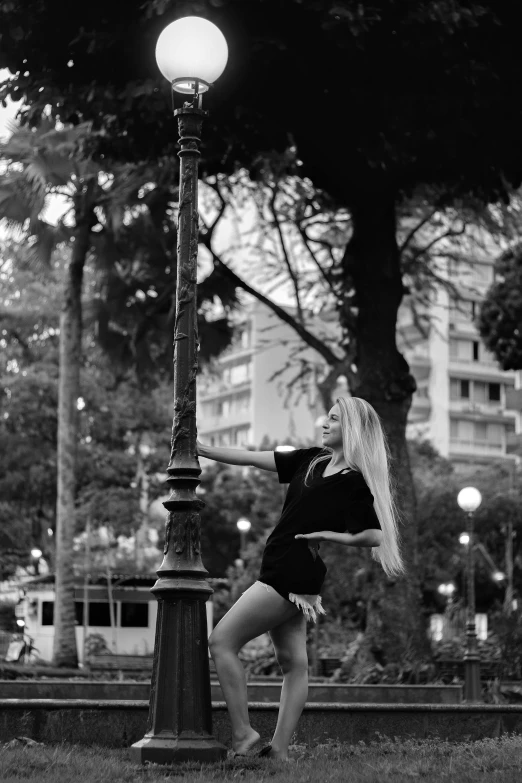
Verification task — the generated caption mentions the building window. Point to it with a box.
[41,601,84,626]
[488,383,501,402]
[120,602,149,628]
[450,379,470,400]
[450,419,504,448]
[230,362,251,385]
[41,601,54,626]
[474,382,487,404]
[473,342,480,361]
[87,603,112,626]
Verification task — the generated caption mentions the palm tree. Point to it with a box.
[0,121,141,666]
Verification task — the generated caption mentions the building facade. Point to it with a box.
[401,256,521,468]
[198,301,329,450]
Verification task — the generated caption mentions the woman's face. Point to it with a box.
[321,404,343,448]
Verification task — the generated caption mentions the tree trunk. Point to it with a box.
[53,206,92,668]
[341,184,429,664]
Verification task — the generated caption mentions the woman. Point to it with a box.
[198,395,404,761]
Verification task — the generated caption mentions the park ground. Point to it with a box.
[0,736,521,782]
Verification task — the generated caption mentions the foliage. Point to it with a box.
[2,2,522,205]
[478,241,522,371]
[2,736,522,783]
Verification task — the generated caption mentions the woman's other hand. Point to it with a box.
[295,532,330,542]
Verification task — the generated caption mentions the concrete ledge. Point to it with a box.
[0,700,520,747]
[0,681,463,704]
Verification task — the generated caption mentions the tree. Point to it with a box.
[3,0,522,660]
[478,241,522,371]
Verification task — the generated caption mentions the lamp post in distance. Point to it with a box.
[237,517,251,558]
[131,16,229,765]
[30,548,42,576]
[437,582,456,600]
[457,486,482,703]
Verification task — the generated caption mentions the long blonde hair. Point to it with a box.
[305,395,404,577]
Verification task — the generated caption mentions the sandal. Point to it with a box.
[257,744,273,758]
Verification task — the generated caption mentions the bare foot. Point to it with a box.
[262,746,295,762]
[232,728,261,756]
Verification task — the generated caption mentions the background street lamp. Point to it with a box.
[236,516,251,558]
[135,439,155,572]
[437,582,456,601]
[457,486,482,703]
[30,548,42,575]
[131,16,228,765]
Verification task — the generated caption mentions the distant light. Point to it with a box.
[47,528,54,537]
[77,397,86,411]
[492,571,506,582]
[437,583,456,597]
[459,532,471,546]
[237,518,251,532]
[139,443,154,459]
[16,619,25,627]
[457,486,482,513]
[30,548,42,559]
[276,445,296,452]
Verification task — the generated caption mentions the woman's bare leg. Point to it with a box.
[208,582,300,755]
[268,611,309,760]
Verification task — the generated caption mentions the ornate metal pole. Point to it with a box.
[131,102,227,763]
[463,510,482,702]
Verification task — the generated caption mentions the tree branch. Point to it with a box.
[199,237,342,368]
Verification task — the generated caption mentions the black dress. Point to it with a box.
[258,447,381,600]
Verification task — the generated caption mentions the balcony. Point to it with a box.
[449,439,504,456]
[409,396,431,422]
[198,379,252,400]
[198,410,252,434]
[448,400,509,421]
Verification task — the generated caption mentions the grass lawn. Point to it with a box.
[0,736,521,782]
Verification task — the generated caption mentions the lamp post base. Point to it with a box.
[131,735,227,765]
[131,585,227,765]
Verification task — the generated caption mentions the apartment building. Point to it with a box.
[401,255,521,468]
[197,301,330,449]
[198,254,520,468]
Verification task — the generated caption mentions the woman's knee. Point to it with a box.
[208,629,237,657]
[276,648,308,675]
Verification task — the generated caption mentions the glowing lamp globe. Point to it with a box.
[457,487,482,513]
[155,16,228,94]
[237,518,251,532]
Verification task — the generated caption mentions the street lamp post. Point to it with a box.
[236,517,251,558]
[135,440,155,572]
[457,486,483,703]
[30,548,42,576]
[131,16,229,764]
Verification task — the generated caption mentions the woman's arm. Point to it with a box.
[197,441,277,472]
[295,529,383,547]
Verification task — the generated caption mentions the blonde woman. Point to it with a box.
[198,395,404,762]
